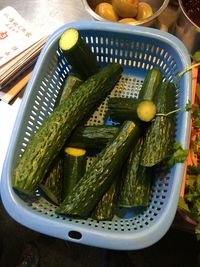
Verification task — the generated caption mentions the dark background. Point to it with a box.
[0,198,199,267]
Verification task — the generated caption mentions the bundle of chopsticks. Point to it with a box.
[0,36,47,103]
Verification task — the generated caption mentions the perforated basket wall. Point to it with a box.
[1,21,192,250]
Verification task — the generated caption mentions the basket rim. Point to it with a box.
[46,20,191,55]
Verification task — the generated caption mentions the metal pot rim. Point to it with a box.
[178,0,200,29]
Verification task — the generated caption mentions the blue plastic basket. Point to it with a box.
[1,21,192,250]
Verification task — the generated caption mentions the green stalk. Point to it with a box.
[156,107,186,117]
[178,62,200,78]
[156,101,192,117]
[157,59,199,120]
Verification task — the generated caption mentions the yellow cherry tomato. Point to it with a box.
[118,18,137,24]
[112,0,139,18]
[136,2,153,20]
[95,3,119,22]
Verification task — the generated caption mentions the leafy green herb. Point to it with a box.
[187,165,200,175]
[178,197,190,212]
[185,101,193,111]
[191,49,200,62]
[167,142,188,168]
[177,82,200,240]
[191,104,200,129]
[176,49,200,80]
[178,173,200,240]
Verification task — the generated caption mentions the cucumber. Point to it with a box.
[67,125,119,150]
[118,137,152,208]
[138,67,163,101]
[140,81,176,167]
[108,98,156,123]
[13,62,123,195]
[107,68,163,123]
[56,121,141,217]
[59,28,100,80]
[118,137,144,208]
[39,156,63,205]
[62,147,87,200]
[91,179,119,221]
[130,165,152,207]
[57,75,83,105]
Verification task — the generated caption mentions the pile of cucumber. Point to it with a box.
[13,28,177,220]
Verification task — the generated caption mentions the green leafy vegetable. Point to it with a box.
[167,142,188,168]
[191,104,200,129]
[178,85,200,239]
[178,173,200,240]
[191,49,200,62]
[176,49,200,80]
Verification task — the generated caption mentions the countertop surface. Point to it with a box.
[0,0,91,32]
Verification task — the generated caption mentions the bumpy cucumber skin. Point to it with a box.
[91,180,118,221]
[40,156,63,205]
[140,117,175,167]
[131,165,152,207]
[57,75,83,105]
[56,121,141,217]
[13,63,123,194]
[67,125,119,150]
[118,137,152,208]
[108,97,140,123]
[140,82,176,167]
[62,150,87,201]
[138,68,163,101]
[118,137,144,207]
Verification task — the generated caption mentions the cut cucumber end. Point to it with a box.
[59,28,79,51]
[137,100,157,122]
[64,147,86,157]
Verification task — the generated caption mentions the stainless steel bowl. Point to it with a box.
[174,0,200,53]
[82,0,169,27]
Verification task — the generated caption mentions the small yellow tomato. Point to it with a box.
[118,18,137,24]
[95,3,119,22]
[136,2,153,20]
[112,0,139,18]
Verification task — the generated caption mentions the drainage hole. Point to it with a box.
[68,230,82,240]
